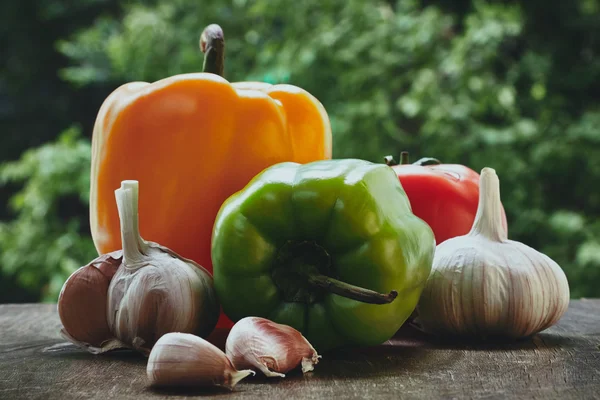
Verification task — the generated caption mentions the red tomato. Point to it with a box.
[387,153,508,245]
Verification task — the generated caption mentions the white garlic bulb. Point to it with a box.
[417,168,570,338]
[147,332,254,389]
[226,317,321,378]
[58,180,219,355]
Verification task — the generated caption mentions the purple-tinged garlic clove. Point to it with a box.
[226,317,321,378]
[58,251,124,353]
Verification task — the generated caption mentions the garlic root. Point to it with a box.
[147,332,254,389]
[226,317,321,378]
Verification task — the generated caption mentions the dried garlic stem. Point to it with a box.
[115,180,148,265]
[468,168,507,242]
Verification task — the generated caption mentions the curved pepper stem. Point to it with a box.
[200,24,225,76]
[307,274,398,304]
[273,241,398,305]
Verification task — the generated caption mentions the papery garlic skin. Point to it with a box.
[58,180,219,355]
[417,168,570,339]
[226,317,321,378]
[147,332,254,389]
[419,237,570,338]
[107,181,219,354]
[107,247,218,353]
[58,251,124,353]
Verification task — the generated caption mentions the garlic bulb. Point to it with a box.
[417,168,570,338]
[106,181,219,354]
[226,317,321,378]
[147,332,254,389]
[58,180,219,355]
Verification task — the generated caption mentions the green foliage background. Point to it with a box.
[1,0,599,302]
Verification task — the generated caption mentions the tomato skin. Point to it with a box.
[391,163,508,244]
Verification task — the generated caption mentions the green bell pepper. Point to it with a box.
[211,159,435,351]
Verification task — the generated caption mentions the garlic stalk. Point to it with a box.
[226,317,321,378]
[58,180,219,355]
[147,332,254,389]
[417,168,570,338]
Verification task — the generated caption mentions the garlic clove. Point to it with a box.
[226,317,321,378]
[147,332,254,390]
[58,251,124,352]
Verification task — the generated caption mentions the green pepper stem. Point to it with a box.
[273,241,398,305]
[200,24,225,76]
[306,274,398,304]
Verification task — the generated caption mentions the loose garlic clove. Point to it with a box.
[226,317,321,378]
[147,332,254,389]
[106,181,220,354]
[417,168,570,339]
[58,251,125,353]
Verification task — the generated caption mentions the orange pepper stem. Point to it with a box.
[200,24,225,76]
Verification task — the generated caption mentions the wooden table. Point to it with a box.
[1,300,599,399]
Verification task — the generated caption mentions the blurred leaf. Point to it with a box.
[0,127,96,302]
[2,0,600,301]
[549,211,586,235]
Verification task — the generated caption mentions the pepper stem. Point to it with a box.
[115,180,148,265]
[307,274,398,304]
[272,241,397,305]
[200,24,225,76]
[468,168,507,242]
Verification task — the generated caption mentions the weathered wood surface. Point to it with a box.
[0,300,599,400]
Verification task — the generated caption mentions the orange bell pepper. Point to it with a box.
[89,25,332,326]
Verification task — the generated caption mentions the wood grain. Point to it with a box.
[0,300,599,400]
